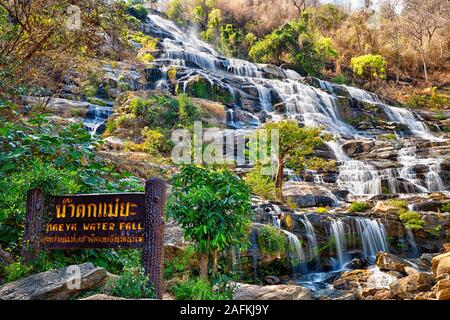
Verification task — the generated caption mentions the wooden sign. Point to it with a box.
[22,178,166,299]
[42,193,146,249]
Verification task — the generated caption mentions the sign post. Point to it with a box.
[22,178,167,299]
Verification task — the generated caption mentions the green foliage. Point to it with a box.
[406,88,449,111]
[0,112,143,251]
[2,261,33,283]
[303,157,336,171]
[126,2,148,22]
[173,277,234,300]
[399,211,424,231]
[164,246,196,280]
[244,166,276,201]
[167,0,187,26]
[350,54,387,81]
[331,75,351,85]
[441,203,450,213]
[167,165,252,255]
[109,269,155,299]
[258,225,286,256]
[249,14,338,76]
[379,133,397,141]
[348,201,371,213]
[316,207,329,214]
[388,199,408,209]
[140,127,172,155]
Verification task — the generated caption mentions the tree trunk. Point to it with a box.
[199,252,209,280]
[420,52,428,83]
[275,156,284,202]
[212,249,219,278]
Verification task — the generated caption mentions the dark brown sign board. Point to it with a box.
[22,178,166,299]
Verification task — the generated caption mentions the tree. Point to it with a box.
[167,165,252,279]
[0,0,130,100]
[167,0,187,26]
[256,121,324,201]
[401,0,450,82]
[350,54,387,84]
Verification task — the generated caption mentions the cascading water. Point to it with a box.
[140,13,447,288]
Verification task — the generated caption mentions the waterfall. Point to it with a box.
[405,228,420,258]
[83,103,113,137]
[302,215,320,268]
[337,160,382,196]
[354,218,389,260]
[330,220,349,269]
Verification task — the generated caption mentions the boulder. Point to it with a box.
[233,283,312,300]
[432,252,450,278]
[376,252,415,273]
[389,273,435,300]
[436,278,450,300]
[419,253,439,271]
[0,246,13,266]
[404,267,420,276]
[342,140,375,157]
[0,263,107,300]
[443,243,450,253]
[263,276,280,285]
[372,201,399,215]
[332,270,372,290]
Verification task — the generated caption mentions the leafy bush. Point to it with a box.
[172,277,234,300]
[2,261,33,283]
[258,225,286,256]
[126,3,148,22]
[388,199,408,209]
[441,203,450,213]
[109,269,155,299]
[244,166,276,200]
[399,211,424,231]
[348,201,370,213]
[316,207,329,214]
[407,88,449,111]
[350,54,386,81]
[141,127,172,155]
[167,165,252,279]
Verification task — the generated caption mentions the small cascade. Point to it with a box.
[282,229,306,268]
[83,103,113,137]
[354,218,389,260]
[330,220,349,269]
[302,215,320,268]
[366,266,398,289]
[405,228,420,258]
[337,160,382,196]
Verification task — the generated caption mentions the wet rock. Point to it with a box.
[436,278,450,300]
[283,182,336,208]
[342,140,375,157]
[372,201,399,215]
[332,270,372,290]
[387,271,405,279]
[263,276,280,285]
[389,273,435,299]
[443,243,450,253]
[432,252,450,278]
[404,267,420,276]
[376,252,415,273]
[0,263,107,300]
[419,253,439,270]
[0,246,13,267]
[233,283,312,300]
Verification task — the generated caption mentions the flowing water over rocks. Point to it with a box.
[139,13,450,293]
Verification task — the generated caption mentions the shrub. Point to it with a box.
[2,261,33,283]
[141,127,172,155]
[348,201,370,213]
[244,166,276,201]
[172,277,233,300]
[316,207,329,214]
[441,203,450,213]
[350,54,386,81]
[258,225,286,257]
[388,199,408,209]
[331,75,351,85]
[399,211,424,231]
[126,3,148,22]
[108,269,155,299]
